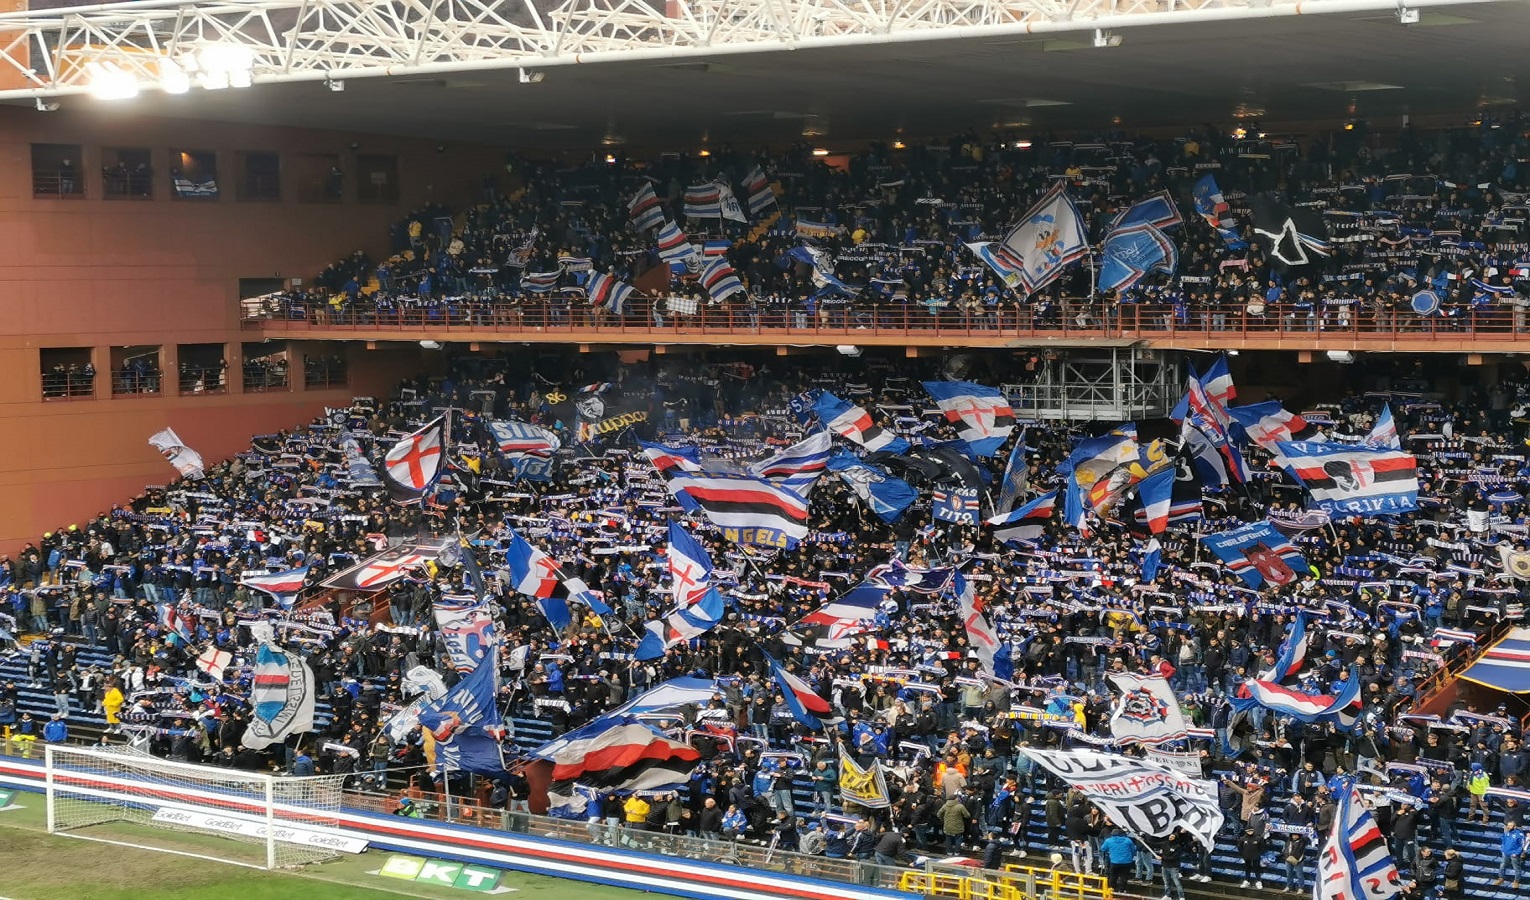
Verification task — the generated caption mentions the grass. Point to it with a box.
[0,800,652,900]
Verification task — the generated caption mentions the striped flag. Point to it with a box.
[666,521,713,607]
[1136,466,1173,534]
[700,256,745,302]
[634,586,726,660]
[656,220,699,269]
[626,182,665,232]
[986,491,1056,545]
[239,567,309,609]
[742,165,776,215]
[488,420,560,458]
[1363,405,1401,450]
[520,270,561,293]
[505,529,612,630]
[382,416,447,504]
[812,391,909,453]
[768,653,832,729]
[639,440,703,476]
[683,183,722,219]
[748,430,832,493]
[586,271,636,315]
[922,381,1015,457]
[1314,787,1404,900]
[783,582,889,648]
[1226,401,1324,453]
[660,471,811,548]
[159,603,194,645]
[1275,441,1419,517]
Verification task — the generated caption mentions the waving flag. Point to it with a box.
[241,643,316,750]
[1200,520,1309,589]
[1227,402,1322,452]
[784,582,889,649]
[1182,413,1247,486]
[656,220,700,269]
[586,271,636,315]
[1315,787,1404,900]
[865,560,955,594]
[1252,196,1331,268]
[749,430,831,492]
[996,436,1031,514]
[433,594,498,673]
[159,604,194,645]
[1192,174,1246,250]
[826,450,918,523]
[839,748,891,809]
[1172,364,1233,431]
[932,488,982,525]
[700,256,746,302]
[1200,355,1236,407]
[661,471,811,548]
[666,521,713,606]
[1111,190,1184,231]
[742,165,776,215]
[988,490,1056,545]
[683,183,722,219]
[239,567,309,609]
[195,645,233,682]
[1100,223,1177,293]
[1264,612,1310,681]
[1062,427,1143,515]
[965,240,1027,290]
[320,539,450,592]
[1234,677,1360,725]
[955,572,1013,681]
[626,182,665,232]
[488,420,560,458]
[148,427,205,481]
[768,654,832,730]
[520,270,561,293]
[418,645,502,742]
[1107,673,1189,745]
[640,439,703,476]
[715,179,747,223]
[1001,182,1090,294]
[922,381,1015,457]
[534,714,700,797]
[1136,466,1173,534]
[505,530,611,631]
[813,391,909,453]
[1275,441,1419,517]
[634,586,726,660]
[1363,405,1401,450]
[382,416,447,504]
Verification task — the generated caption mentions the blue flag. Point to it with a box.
[1099,223,1177,293]
[826,450,918,523]
[1200,520,1310,589]
[1192,174,1247,250]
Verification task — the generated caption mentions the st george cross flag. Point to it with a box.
[666,521,713,607]
[1314,786,1405,900]
[683,183,722,219]
[626,182,665,232]
[1200,355,1236,408]
[1226,402,1323,453]
[195,645,233,682]
[660,471,811,548]
[505,529,611,630]
[813,391,910,453]
[148,428,205,481]
[1275,441,1419,517]
[239,567,309,609]
[932,487,981,525]
[783,582,889,649]
[586,271,636,315]
[742,165,777,215]
[1019,747,1223,850]
[1000,182,1090,294]
[634,586,726,660]
[700,256,746,303]
[1363,405,1401,450]
[767,654,833,730]
[826,450,918,524]
[987,490,1056,545]
[488,420,561,458]
[382,416,447,504]
[749,430,832,493]
[241,643,316,750]
[955,572,1013,681]
[922,381,1015,457]
[433,594,498,673]
[1107,673,1190,745]
[1200,520,1309,589]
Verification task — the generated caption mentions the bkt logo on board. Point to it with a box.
[379,854,503,892]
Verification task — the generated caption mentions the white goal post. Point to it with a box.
[44,745,362,869]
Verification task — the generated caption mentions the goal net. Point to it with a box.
[45,745,353,869]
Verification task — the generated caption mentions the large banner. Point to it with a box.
[1020,747,1223,849]
[321,539,453,592]
[1107,673,1190,745]
[433,595,498,673]
[241,643,316,750]
[838,748,891,809]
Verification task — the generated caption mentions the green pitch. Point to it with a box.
[0,801,650,900]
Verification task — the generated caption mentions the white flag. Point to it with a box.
[717,180,747,223]
[1020,747,1224,850]
[148,427,205,480]
[1107,673,1190,745]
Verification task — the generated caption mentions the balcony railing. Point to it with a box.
[112,371,162,396]
[41,372,94,400]
[242,297,1530,348]
[178,365,229,395]
[242,365,290,392]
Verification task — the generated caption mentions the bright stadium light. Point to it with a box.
[1327,351,1355,364]
[159,59,191,95]
[86,62,138,100]
[1093,29,1122,48]
[196,44,255,90]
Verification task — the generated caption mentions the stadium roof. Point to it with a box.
[5,0,1527,148]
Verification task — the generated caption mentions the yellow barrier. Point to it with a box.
[1002,863,1113,900]
[897,870,1026,900]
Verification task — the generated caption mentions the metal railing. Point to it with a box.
[242,365,291,392]
[32,170,84,198]
[103,169,153,199]
[178,365,229,395]
[344,789,914,892]
[41,371,94,400]
[112,371,162,396]
[1002,863,1113,900]
[304,361,348,389]
[242,297,1530,345]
